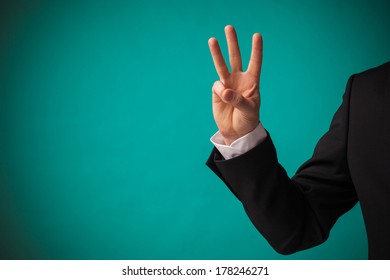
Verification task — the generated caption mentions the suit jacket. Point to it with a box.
[206,61,390,260]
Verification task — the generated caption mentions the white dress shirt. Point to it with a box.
[210,122,268,160]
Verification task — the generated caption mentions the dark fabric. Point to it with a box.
[206,61,390,259]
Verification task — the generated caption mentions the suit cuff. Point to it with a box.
[210,122,268,160]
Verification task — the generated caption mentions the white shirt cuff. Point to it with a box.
[210,123,267,160]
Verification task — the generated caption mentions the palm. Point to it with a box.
[209,26,263,145]
[213,72,259,138]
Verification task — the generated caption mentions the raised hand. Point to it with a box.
[209,25,263,145]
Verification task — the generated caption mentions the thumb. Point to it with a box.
[221,88,253,112]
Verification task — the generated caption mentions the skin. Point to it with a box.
[208,25,263,145]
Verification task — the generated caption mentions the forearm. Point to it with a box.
[207,133,328,254]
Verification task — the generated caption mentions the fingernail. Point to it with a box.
[214,81,224,94]
[224,90,233,101]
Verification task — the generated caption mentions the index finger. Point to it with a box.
[208,37,229,80]
[247,33,263,77]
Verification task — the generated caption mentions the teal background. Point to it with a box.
[0,0,389,259]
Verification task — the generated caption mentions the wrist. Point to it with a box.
[221,121,260,145]
[222,136,238,146]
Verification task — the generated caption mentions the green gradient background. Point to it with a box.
[1,0,389,259]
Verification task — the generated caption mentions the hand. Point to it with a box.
[208,25,263,145]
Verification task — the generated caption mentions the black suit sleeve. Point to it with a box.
[206,75,358,254]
